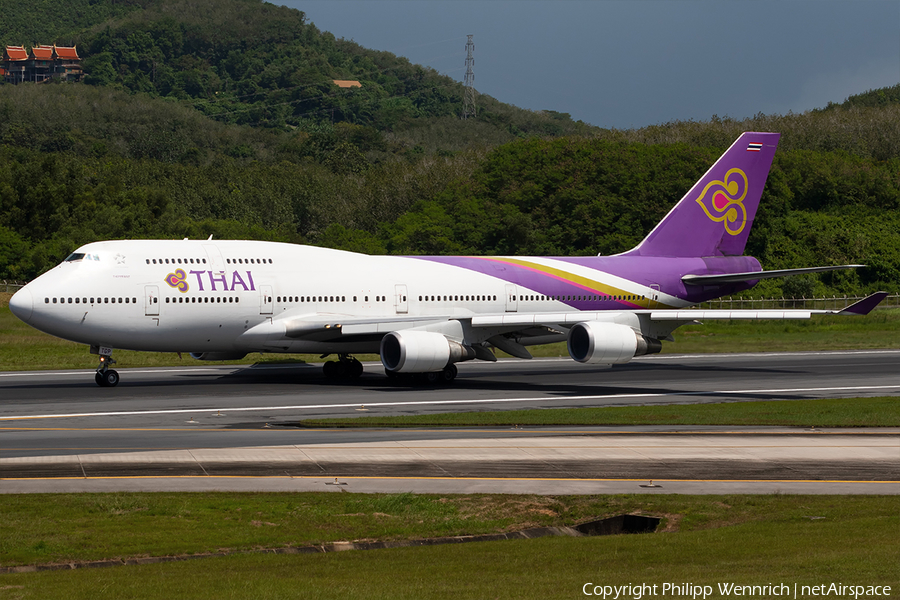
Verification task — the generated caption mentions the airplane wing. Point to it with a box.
[240,292,888,366]
[465,292,889,327]
[648,291,888,320]
[253,291,888,340]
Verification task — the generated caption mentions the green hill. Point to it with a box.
[0,0,897,298]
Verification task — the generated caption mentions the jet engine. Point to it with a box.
[189,352,248,361]
[567,321,662,364]
[380,330,476,373]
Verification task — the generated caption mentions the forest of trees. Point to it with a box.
[0,0,898,300]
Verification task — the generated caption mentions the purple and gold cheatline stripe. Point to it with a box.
[413,256,655,309]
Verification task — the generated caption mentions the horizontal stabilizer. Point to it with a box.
[682,265,865,286]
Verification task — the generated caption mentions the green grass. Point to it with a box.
[1,494,897,599]
[294,396,900,428]
[2,293,898,370]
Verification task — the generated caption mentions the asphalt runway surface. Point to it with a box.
[2,350,898,494]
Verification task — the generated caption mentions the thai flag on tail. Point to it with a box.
[746,142,763,152]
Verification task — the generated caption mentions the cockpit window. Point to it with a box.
[65,252,100,262]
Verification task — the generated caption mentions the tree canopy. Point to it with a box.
[0,0,898,298]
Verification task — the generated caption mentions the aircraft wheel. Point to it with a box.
[440,364,458,383]
[101,370,120,387]
[95,372,105,387]
[323,361,340,379]
[348,359,364,379]
[424,371,441,385]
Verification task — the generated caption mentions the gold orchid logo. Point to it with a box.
[164,269,189,292]
[694,168,748,236]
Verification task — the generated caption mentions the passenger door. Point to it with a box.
[259,285,273,315]
[505,284,518,312]
[395,284,408,314]
[145,285,160,316]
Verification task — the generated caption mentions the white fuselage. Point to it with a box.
[12,239,687,356]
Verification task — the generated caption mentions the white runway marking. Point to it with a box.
[2,384,899,421]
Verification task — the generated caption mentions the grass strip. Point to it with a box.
[1,494,897,599]
[294,396,900,428]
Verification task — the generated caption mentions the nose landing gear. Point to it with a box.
[95,354,119,387]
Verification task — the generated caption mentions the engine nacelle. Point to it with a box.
[189,352,248,361]
[380,330,475,373]
[567,321,662,364]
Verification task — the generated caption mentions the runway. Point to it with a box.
[2,351,898,494]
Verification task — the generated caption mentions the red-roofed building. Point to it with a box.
[1,44,83,83]
[52,46,83,81]
[29,45,55,82]
[2,46,29,84]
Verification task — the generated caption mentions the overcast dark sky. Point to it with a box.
[282,1,900,129]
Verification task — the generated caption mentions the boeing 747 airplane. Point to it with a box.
[8,132,887,386]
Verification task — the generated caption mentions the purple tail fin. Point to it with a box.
[625,132,780,258]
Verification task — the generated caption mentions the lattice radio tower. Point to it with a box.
[462,34,476,119]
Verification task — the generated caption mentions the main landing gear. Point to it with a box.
[385,363,458,385]
[322,354,364,381]
[95,354,119,387]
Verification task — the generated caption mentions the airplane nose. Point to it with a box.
[9,287,33,322]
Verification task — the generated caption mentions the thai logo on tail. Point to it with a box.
[165,269,189,292]
[694,168,748,236]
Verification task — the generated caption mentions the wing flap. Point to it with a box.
[651,310,811,320]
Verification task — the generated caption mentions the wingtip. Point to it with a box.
[839,292,889,315]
